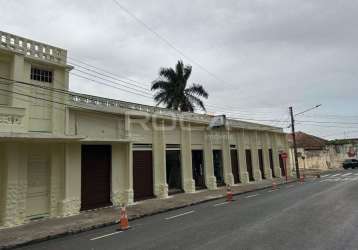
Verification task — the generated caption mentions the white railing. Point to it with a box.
[68,92,282,132]
[0,31,67,65]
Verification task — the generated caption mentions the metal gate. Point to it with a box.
[258,149,265,179]
[230,147,240,184]
[166,145,182,194]
[269,149,275,177]
[245,149,254,181]
[213,150,225,186]
[192,150,206,189]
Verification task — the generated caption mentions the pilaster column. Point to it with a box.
[153,119,168,198]
[263,132,272,179]
[237,129,249,184]
[180,122,195,193]
[2,143,27,227]
[59,143,81,217]
[124,114,131,139]
[112,143,134,206]
[204,131,217,190]
[282,133,294,176]
[11,54,29,129]
[272,133,282,178]
[251,131,262,182]
[222,128,234,186]
[49,143,65,217]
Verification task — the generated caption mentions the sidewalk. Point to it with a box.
[0,178,295,249]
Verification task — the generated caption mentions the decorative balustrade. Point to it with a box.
[0,31,67,65]
[68,92,282,132]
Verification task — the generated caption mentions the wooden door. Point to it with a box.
[81,145,112,211]
[133,150,154,201]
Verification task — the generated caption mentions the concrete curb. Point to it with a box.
[0,179,297,250]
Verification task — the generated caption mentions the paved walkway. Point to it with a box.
[0,178,295,249]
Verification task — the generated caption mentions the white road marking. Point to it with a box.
[245,194,259,198]
[165,210,195,220]
[354,173,358,176]
[322,174,331,178]
[342,173,353,177]
[213,202,229,207]
[319,179,329,183]
[331,174,341,177]
[267,190,277,193]
[90,231,123,241]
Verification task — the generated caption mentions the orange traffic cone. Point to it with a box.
[117,206,129,231]
[226,184,233,202]
[272,180,277,190]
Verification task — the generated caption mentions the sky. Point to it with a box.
[1,0,358,139]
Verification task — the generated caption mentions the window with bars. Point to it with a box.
[30,67,53,83]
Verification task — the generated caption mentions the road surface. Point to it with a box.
[16,169,358,250]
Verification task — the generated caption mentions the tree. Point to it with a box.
[151,60,208,112]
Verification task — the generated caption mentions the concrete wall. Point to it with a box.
[290,143,358,171]
[0,52,70,134]
[0,143,5,225]
[0,52,11,105]
[68,110,125,139]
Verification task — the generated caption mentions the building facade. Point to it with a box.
[287,132,358,171]
[0,31,290,228]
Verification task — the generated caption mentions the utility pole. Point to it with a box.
[289,106,300,179]
[288,104,321,179]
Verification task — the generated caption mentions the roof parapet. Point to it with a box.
[0,31,67,65]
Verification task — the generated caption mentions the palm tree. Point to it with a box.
[151,60,208,112]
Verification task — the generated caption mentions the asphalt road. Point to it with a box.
[16,169,358,250]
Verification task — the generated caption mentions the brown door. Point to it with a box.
[192,150,206,189]
[245,149,254,181]
[133,150,154,201]
[230,149,240,184]
[269,149,275,177]
[258,149,265,179]
[81,145,112,211]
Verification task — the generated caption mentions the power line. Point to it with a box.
[69,60,152,93]
[294,104,322,116]
[296,120,358,125]
[296,123,358,129]
[72,68,153,96]
[70,72,154,99]
[68,56,145,86]
[110,0,235,89]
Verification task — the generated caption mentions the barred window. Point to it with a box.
[30,67,53,83]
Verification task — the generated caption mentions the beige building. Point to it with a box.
[0,31,291,228]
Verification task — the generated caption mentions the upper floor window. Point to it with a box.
[30,67,53,83]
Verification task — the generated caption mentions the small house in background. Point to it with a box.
[287,132,358,171]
